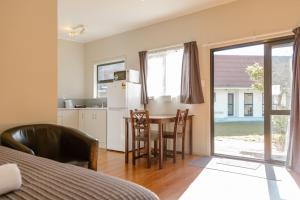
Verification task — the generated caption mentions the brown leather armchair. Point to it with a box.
[1,124,99,171]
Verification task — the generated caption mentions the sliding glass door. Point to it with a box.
[268,41,293,162]
[212,37,294,163]
[213,44,265,160]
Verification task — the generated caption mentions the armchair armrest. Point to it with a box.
[1,132,35,155]
[60,127,99,171]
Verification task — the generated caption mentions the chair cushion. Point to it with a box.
[163,131,174,138]
[58,155,89,168]
[135,131,158,141]
[163,131,183,138]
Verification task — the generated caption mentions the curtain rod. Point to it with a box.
[201,29,293,47]
[146,39,197,53]
[147,43,184,53]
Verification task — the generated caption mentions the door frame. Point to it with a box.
[210,35,294,164]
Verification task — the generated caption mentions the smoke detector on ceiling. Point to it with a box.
[66,25,87,38]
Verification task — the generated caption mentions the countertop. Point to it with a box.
[57,107,107,110]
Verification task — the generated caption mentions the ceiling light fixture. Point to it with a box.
[66,25,87,38]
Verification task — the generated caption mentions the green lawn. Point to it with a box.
[214,121,264,137]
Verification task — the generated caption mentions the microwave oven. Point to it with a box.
[114,69,139,83]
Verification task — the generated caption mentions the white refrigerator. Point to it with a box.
[106,79,142,152]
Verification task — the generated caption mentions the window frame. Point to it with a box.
[262,93,264,116]
[96,60,126,98]
[244,93,253,116]
[97,60,126,84]
[228,93,234,116]
[214,92,216,103]
[210,35,294,164]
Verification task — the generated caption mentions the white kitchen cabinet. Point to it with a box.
[78,109,107,149]
[58,108,107,149]
[57,109,78,129]
[57,110,63,125]
[78,109,86,131]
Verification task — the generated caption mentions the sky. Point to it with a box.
[215,44,293,56]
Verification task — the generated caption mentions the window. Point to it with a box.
[147,47,183,98]
[228,93,234,116]
[97,61,125,97]
[244,93,253,116]
[262,93,264,116]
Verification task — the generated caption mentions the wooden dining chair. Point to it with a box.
[163,109,189,163]
[130,110,158,168]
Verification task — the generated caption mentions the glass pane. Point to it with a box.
[97,62,125,81]
[214,44,264,159]
[228,105,234,116]
[271,43,293,110]
[97,83,108,97]
[165,48,183,97]
[244,105,253,116]
[228,94,234,116]
[244,93,253,104]
[271,115,290,161]
[147,54,165,97]
[228,94,234,104]
[147,48,183,97]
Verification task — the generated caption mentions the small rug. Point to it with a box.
[190,157,281,181]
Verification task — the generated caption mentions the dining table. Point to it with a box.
[124,114,193,169]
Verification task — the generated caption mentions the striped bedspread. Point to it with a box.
[0,146,159,200]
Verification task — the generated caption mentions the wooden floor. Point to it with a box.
[98,149,202,200]
[97,149,300,200]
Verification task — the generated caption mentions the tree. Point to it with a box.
[246,61,291,151]
[246,58,291,109]
[245,63,264,92]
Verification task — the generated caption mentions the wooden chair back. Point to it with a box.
[173,109,189,135]
[130,110,150,139]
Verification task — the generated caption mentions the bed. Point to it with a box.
[0,146,159,200]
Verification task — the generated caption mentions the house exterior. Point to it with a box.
[214,55,292,121]
[214,55,264,121]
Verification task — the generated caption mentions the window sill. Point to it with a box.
[148,95,180,103]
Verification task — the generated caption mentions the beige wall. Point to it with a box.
[0,0,57,132]
[58,39,85,98]
[84,0,300,155]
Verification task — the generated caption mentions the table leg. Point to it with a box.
[159,122,163,169]
[162,124,167,161]
[125,119,129,163]
[189,117,193,155]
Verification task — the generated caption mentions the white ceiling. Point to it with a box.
[58,0,236,43]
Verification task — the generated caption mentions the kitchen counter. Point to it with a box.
[58,107,107,110]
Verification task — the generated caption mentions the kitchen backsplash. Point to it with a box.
[57,98,107,108]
